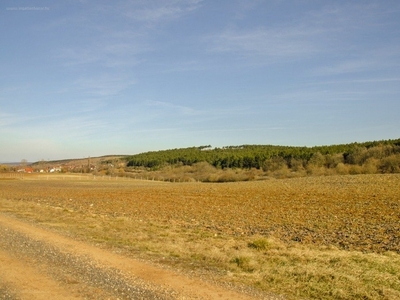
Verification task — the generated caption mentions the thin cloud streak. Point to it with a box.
[206,26,323,59]
[73,74,136,97]
[122,0,203,23]
[143,100,263,120]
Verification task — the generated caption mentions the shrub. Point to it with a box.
[306,166,327,176]
[289,158,305,172]
[262,157,287,172]
[271,166,290,179]
[308,152,325,168]
[362,158,379,174]
[231,256,254,272]
[349,165,363,175]
[379,154,400,173]
[325,154,343,169]
[345,146,368,165]
[335,163,349,175]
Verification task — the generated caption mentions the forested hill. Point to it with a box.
[127,138,400,171]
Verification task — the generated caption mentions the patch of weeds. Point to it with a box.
[169,251,180,258]
[248,238,270,251]
[191,253,207,261]
[328,257,341,266]
[231,256,254,272]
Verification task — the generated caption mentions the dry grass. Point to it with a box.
[0,174,399,299]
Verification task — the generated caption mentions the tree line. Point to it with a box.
[126,139,400,175]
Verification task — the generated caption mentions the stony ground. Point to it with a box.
[1,174,398,253]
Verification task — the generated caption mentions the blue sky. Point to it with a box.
[1,1,400,162]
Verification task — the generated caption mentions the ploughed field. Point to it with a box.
[1,174,399,254]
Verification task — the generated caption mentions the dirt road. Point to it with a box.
[0,213,273,300]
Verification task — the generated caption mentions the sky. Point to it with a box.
[1,0,400,162]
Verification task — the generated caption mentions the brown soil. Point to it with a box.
[2,174,398,253]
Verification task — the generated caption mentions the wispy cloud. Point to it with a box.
[0,111,24,127]
[145,100,198,115]
[56,48,102,67]
[188,126,287,134]
[18,115,108,140]
[312,59,379,76]
[143,99,261,119]
[50,0,206,81]
[312,44,400,77]
[153,60,208,73]
[73,74,136,97]
[50,116,108,139]
[205,1,400,67]
[349,78,400,83]
[123,0,203,23]
[56,38,148,69]
[206,26,323,60]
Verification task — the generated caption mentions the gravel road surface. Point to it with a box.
[0,213,280,300]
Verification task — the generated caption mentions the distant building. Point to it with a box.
[25,167,34,173]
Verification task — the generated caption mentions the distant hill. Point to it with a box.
[25,138,400,170]
[31,155,128,166]
[126,138,400,170]
[0,162,27,166]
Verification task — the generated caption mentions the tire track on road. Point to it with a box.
[0,213,263,299]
